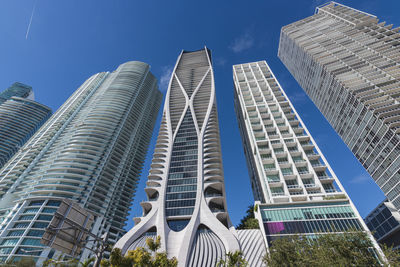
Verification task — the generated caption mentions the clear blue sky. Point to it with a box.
[0,0,397,230]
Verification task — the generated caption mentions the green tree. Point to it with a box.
[236,205,259,230]
[146,236,161,253]
[43,255,79,267]
[217,251,247,267]
[264,230,384,267]
[101,236,177,267]
[381,244,400,267]
[79,257,95,267]
[15,257,37,267]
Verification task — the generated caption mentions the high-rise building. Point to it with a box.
[0,82,51,169]
[0,61,162,264]
[116,48,265,267]
[365,199,400,249]
[0,82,34,104]
[233,60,380,252]
[278,2,400,210]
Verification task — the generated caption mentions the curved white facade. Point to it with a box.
[0,61,162,264]
[116,48,241,267]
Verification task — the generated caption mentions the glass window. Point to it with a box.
[27,230,45,237]
[23,208,40,214]
[13,222,29,229]
[42,208,57,214]
[167,219,189,231]
[29,200,44,206]
[1,239,18,246]
[46,200,61,207]
[18,215,34,221]
[0,247,13,254]
[282,168,293,175]
[32,222,49,228]
[21,238,44,246]
[7,230,24,237]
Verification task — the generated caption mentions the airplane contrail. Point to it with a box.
[25,0,38,39]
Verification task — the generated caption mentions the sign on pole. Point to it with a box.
[41,199,94,257]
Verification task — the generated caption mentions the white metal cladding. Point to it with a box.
[0,61,162,264]
[115,48,241,267]
[236,229,265,267]
[278,2,400,210]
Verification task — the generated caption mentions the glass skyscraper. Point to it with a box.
[0,62,162,264]
[0,82,51,169]
[365,199,400,249]
[233,60,380,252]
[278,2,400,210]
[116,48,266,267]
[0,82,34,104]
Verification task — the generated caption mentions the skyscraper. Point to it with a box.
[0,83,51,169]
[278,2,400,210]
[0,61,162,264]
[365,199,400,249]
[116,48,265,267]
[0,82,34,104]
[233,60,380,252]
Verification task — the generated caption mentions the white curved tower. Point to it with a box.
[0,62,162,264]
[116,48,240,266]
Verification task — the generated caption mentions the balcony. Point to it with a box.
[205,193,223,198]
[304,184,317,188]
[271,192,285,197]
[289,191,304,195]
[277,159,289,164]
[318,175,333,181]
[268,179,281,184]
[324,189,336,193]
[211,208,225,213]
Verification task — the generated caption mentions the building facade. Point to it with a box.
[116,48,265,267]
[0,82,34,104]
[233,60,380,251]
[278,2,400,210]
[0,83,52,169]
[365,199,400,249]
[0,62,162,264]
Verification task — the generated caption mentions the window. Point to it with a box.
[267,175,280,182]
[13,222,29,229]
[282,168,293,175]
[7,230,24,237]
[32,222,49,228]
[18,215,34,221]
[1,239,18,246]
[264,164,275,170]
[37,214,53,221]
[27,230,45,237]
[42,208,57,214]
[23,208,39,214]
[0,247,13,254]
[46,200,61,207]
[21,238,44,246]
[29,200,44,206]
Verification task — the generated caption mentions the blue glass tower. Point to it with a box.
[0,83,51,169]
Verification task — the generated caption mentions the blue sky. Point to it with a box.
[0,0,398,229]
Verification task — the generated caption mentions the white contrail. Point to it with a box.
[25,0,38,39]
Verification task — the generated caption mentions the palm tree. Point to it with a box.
[217,251,247,267]
[146,236,161,253]
[79,257,95,267]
